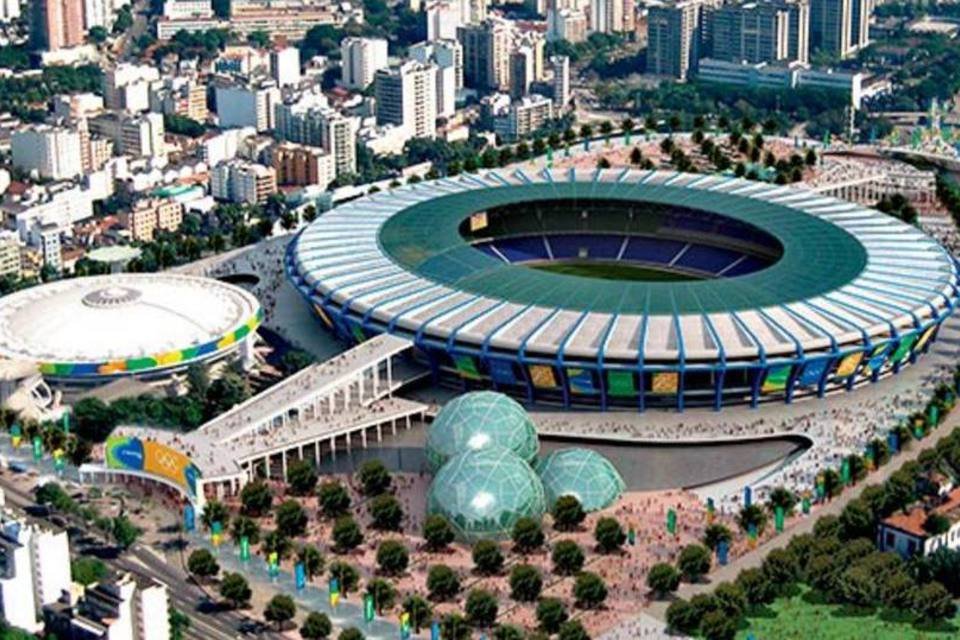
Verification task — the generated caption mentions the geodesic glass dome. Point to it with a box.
[427,446,546,542]
[425,391,539,471]
[535,448,626,512]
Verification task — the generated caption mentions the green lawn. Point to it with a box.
[738,588,959,640]
[529,260,702,282]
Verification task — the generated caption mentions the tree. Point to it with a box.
[838,499,874,541]
[264,594,296,630]
[240,480,273,517]
[536,597,568,633]
[594,517,626,553]
[318,481,351,518]
[111,515,140,549]
[370,494,404,532]
[465,589,498,628]
[761,548,799,589]
[366,578,396,614]
[557,620,589,640]
[219,572,252,609]
[493,624,524,640]
[169,607,191,640]
[766,487,797,513]
[357,459,392,496]
[298,544,325,580]
[88,26,109,43]
[666,599,699,635]
[440,614,471,640]
[552,495,586,531]
[700,610,737,640]
[735,567,775,606]
[512,516,545,553]
[231,515,261,545]
[574,572,607,609]
[338,628,365,640]
[713,581,747,619]
[403,595,432,633]
[423,514,455,551]
[677,544,712,582]
[647,563,680,598]
[328,561,360,596]
[187,548,220,579]
[71,557,107,586]
[702,523,732,551]
[262,529,292,560]
[300,612,332,639]
[332,516,363,552]
[472,539,504,575]
[275,500,308,538]
[629,146,644,166]
[737,504,767,535]
[376,540,409,576]
[913,581,956,623]
[72,398,117,442]
[552,539,585,575]
[923,513,951,535]
[509,564,542,602]
[287,460,318,496]
[427,564,460,601]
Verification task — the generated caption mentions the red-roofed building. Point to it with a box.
[879,487,960,558]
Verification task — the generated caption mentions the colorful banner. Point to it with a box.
[890,333,917,365]
[606,370,635,397]
[566,368,596,394]
[469,212,488,232]
[364,594,375,622]
[529,364,557,388]
[10,423,20,448]
[105,436,201,499]
[351,324,366,344]
[312,304,334,329]
[268,551,279,576]
[834,351,863,379]
[762,365,791,393]
[915,325,936,353]
[295,563,306,590]
[489,360,517,385]
[797,358,830,387]
[651,372,678,394]
[866,342,891,373]
[211,521,223,546]
[329,577,340,607]
[453,354,481,379]
[32,436,42,461]
[666,509,676,535]
[240,535,250,561]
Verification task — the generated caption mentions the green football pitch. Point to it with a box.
[528,260,703,282]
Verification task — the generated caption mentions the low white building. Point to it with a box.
[879,488,960,558]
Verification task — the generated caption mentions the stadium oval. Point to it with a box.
[287,169,959,410]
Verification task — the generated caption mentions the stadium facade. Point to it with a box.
[287,169,959,410]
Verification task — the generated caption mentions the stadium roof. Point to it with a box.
[0,274,262,374]
[291,168,959,362]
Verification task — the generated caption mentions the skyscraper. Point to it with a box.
[374,62,439,140]
[550,55,570,109]
[340,37,389,90]
[646,0,702,80]
[458,19,512,91]
[31,0,84,51]
[810,0,867,58]
[712,2,791,64]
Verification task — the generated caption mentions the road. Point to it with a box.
[0,474,283,640]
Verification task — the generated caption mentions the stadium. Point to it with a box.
[287,168,960,410]
[0,273,263,386]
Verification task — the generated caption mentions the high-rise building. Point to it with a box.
[0,235,21,280]
[0,507,72,632]
[149,77,209,122]
[550,55,570,109]
[83,0,108,29]
[103,63,161,113]
[510,47,534,98]
[493,94,553,141]
[274,94,358,177]
[409,40,462,117]
[271,46,301,88]
[426,0,462,40]
[712,2,790,63]
[590,0,625,34]
[341,37,389,90]
[120,198,184,241]
[74,572,171,640]
[810,0,867,58]
[11,125,84,180]
[31,0,84,51]
[89,112,166,159]
[458,19,512,91]
[374,61,439,140]
[214,80,281,131]
[211,160,277,204]
[270,142,336,187]
[548,7,588,42]
[646,0,702,80]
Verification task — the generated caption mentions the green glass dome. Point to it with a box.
[536,448,626,512]
[427,446,546,542]
[426,391,538,471]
